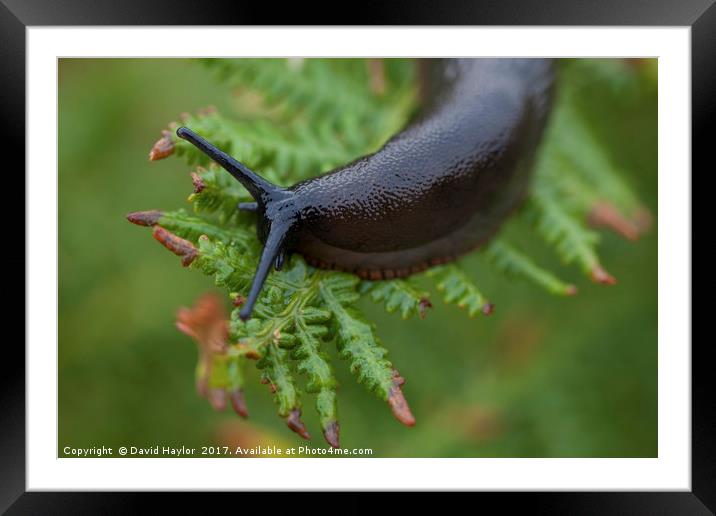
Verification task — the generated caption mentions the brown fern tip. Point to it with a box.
[564,284,579,296]
[148,130,175,161]
[387,369,416,427]
[286,409,311,440]
[126,210,163,227]
[323,421,341,449]
[230,388,250,419]
[208,388,227,411]
[587,201,641,241]
[418,298,433,319]
[191,171,205,194]
[152,227,198,267]
[591,264,617,285]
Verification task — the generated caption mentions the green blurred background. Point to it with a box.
[59,59,657,457]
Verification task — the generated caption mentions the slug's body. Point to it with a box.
[178,58,555,320]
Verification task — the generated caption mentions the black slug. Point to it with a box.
[177,58,555,321]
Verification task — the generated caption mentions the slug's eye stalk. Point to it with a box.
[177,126,300,321]
[176,127,282,203]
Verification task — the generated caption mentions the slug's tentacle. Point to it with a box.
[239,218,294,321]
[176,127,282,204]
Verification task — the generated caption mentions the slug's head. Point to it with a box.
[176,127,301,321]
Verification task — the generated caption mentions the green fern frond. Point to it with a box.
[203,59,375,125]
[528,182,615,284]
[291,309,339,444]
[257,341,309,438]
[169,111,351,183]
[201,58,416,146]
[319,277,415,426]
[483,239,577,296]
[160,209,252,246]
[191,236,257,294]
[188,166,252,224]
[561,58,644,101]
[426,264,493,317]
[319,276,393,398]
[360,279,432,319]
[543,94,642,215]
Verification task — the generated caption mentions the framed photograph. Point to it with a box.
[6,0,706,511]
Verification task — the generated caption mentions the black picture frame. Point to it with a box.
[4,0,707,512]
